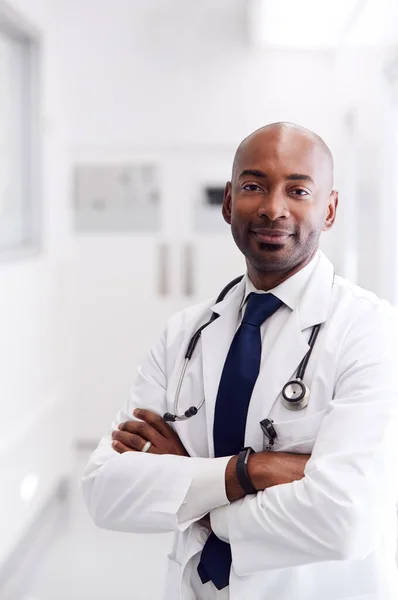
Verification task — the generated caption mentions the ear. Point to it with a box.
[222,182,232,224]
[322,190,338,232]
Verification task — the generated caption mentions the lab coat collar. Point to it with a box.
[210,250,334,331]
[297,251,334,329]
[241,251,320,312]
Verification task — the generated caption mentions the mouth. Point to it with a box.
[250,228,293,244]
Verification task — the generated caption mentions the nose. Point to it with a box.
[257,189,290,221]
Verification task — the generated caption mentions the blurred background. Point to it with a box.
[1,0,398,598]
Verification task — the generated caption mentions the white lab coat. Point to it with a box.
[82,252,398,600]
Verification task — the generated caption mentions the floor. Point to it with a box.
[2,450,174,600]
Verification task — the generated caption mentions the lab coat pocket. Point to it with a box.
[266,409,327,453]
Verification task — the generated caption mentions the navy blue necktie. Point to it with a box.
[197,292,283,590]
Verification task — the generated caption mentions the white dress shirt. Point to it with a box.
[177,253,320,599]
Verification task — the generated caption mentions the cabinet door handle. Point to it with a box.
[183,243,194,297]
[158,242,169,296]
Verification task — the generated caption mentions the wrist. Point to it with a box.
[225,455,245,502]
[247,451,270,491]
[236,447,257,494]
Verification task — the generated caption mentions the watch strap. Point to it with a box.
[236,446,257,495]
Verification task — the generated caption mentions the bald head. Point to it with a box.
[232,122,334,189]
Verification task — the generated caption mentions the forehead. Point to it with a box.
[234,130,330,181]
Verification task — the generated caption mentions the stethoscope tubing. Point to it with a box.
[296,322,321,380]
[165,275,323,421]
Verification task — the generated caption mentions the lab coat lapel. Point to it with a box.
[200,277,246,457]
[245,252,335,449]
[244,310,310,449]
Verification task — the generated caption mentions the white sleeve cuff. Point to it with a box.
[177,456,231,527]
[210,504,230,543]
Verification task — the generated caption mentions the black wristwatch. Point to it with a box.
[236,446,257,495]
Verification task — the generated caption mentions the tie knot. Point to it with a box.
[242,292,283,327]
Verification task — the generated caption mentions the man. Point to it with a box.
[82,123,398,600]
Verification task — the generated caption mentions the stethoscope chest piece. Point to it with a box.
[281,378,310,411]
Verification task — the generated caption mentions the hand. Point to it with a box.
[112,408,189,457]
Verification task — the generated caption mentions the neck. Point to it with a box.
[247,248,318,291]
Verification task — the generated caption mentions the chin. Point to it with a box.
[249,247,297,271]
[257,242,286,252]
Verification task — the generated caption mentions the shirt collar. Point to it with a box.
[240,251,320,312]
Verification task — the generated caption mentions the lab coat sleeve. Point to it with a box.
[210,302,398,574]
[81,322,229,534]
[177,456,231,524]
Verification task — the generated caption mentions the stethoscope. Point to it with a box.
[163,275,322,422]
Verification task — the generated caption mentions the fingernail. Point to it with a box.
[112,441,118,448]
[133,409,140,417]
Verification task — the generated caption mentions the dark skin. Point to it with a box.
[112,123,338,516]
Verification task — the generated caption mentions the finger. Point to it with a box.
[133,408,174,437]
[112,429,153,452]
[112,440,132,453]
[118,417,163,446]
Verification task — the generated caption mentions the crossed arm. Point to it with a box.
[111,407,310,503]
[82,304,398,574]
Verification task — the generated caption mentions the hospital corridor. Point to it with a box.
[1,1,398,599]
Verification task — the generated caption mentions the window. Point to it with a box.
[0,6,40,256]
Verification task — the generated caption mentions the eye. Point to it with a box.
[242,183,262,192]
[291,188,310,197]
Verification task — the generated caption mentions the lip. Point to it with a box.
[251,228,293,244]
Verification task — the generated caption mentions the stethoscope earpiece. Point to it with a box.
[184,406,198,418]
[163,405,200,422]
[163,412,177,422]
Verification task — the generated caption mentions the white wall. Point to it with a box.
[53,0,338,150]
[0,0,72,568]
[331,46,398,303]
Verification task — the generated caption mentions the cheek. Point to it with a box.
[289,203,323,230]
[231,205,251,227]
[233,195,260,219]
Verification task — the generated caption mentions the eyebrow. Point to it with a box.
[238,169,314,184]
[238,169,267,179]
[286,173,314,184]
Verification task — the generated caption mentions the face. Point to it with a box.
[223,129,338,275]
